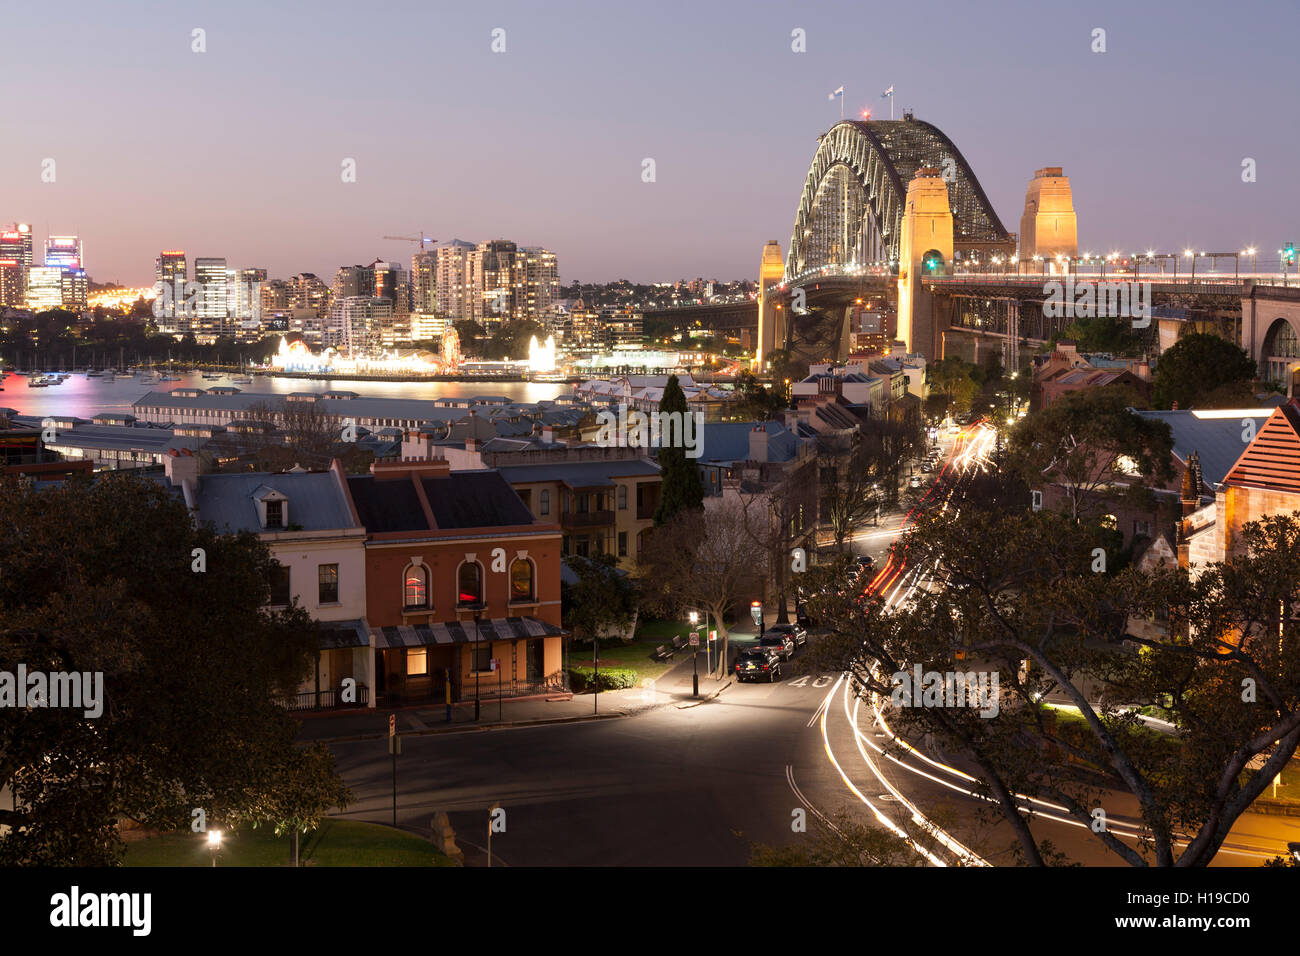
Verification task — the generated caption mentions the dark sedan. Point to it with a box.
[735,647,783,682]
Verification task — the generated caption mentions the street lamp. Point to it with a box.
[207,829,222,867]
[689,610,700,698]
[473,607,483,722]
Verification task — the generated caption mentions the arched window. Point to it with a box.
[404,564,429,610]
[540,489,550,516]
[458,561,483,606]
[510,558,534,602]
[617,485,627,510]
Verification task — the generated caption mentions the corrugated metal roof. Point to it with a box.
[498,458,660,486]
[1134,409,1274,490]
[193,471,356,533]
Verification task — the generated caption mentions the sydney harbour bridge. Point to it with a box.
[642,113,1300,385]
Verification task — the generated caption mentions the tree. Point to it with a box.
[561,553,638,645]
[1152,333,1257,409]
[638,499,765,677]
[927,357,980,420]
[733,459,819,624]
[0,473,350,864]
[808,505,1300,866]
[817,433,887,550]
[482,319,545,361]
[452,320,485,357]
[1009,385,1173,522]
[1058,315,1145,356]
[653,375,705,525]
[730,370,787,421]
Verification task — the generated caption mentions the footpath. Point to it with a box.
[296,651,736,745]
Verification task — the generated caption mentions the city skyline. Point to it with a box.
[2,0,1296,286]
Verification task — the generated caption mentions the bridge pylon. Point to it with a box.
[755,240,785,369]
[896,167,953,358]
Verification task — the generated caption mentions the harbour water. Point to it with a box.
[0,371,570,420]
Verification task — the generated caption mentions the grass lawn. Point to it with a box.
[567,617,717,685]
[124,818,457,867]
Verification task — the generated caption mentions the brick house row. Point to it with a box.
[167,452,566,710]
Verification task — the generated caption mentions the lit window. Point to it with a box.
[458,562,482,605]
[404,565,429,609]
[318,564,339,604]
[510,558,533,602]
[407,647,428,676]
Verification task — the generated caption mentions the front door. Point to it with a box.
[526,639,542,682]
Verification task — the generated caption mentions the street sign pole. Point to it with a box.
[690,631,700,697]
[387,714,401,827]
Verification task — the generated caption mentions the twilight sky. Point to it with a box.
[3,0,1297,286]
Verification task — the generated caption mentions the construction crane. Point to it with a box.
[382,233,437,250]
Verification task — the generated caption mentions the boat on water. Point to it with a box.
[159,374,181,382]
[87,370,103,377]
[231,375,253,384]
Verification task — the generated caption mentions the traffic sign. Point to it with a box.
[709,629,717,642]
[489,658,498,672]
[689,633,699,647]
[388,713,395,738]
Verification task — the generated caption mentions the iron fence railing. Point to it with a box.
[276,683,370,711]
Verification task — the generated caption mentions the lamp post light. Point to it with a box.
[689,610,699,698]
[473,607,482,722]
[207,829,222,868]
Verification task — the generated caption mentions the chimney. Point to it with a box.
[541,425,555,444]
[748,424,771,463]
[163,447,199,488]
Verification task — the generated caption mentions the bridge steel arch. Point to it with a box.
[786,118,1011,280]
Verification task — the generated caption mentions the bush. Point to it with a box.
[567,666,637,692]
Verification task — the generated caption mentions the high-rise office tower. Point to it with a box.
[0,224,33,302]
[411,250,437,313]
[44,236,83,270]
[155,251,187,293]
[194,258,229,332]
[519,246,559,320]
[332,264,374,301]
[24,266,65,311]
[435,240,477,321]
[288,273,330,313]
[233,267,266,322]
[60,270,88,310]
[477,239,519,327]
[370,260,409,316]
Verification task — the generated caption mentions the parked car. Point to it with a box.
[735,647,782,682]
[758,631,795,660]
[909,475,923,489]
[854,554,877,574]
[920,461,932,473]
[766,622,807,647]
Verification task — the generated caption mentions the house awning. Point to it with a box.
[370,616,566,649]
[319,619,369,650]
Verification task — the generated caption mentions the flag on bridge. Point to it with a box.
[881,85,894,97]
[827,86,844,102]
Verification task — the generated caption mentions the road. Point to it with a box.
[326,423,1299,865]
